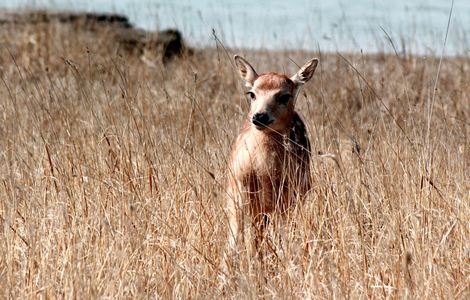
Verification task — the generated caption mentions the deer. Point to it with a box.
[225,55,319,266]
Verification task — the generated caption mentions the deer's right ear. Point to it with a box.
[234,55,258,87]
[291,58,319,86]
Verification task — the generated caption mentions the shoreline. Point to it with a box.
[1,9,469,59]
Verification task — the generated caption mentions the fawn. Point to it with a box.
[226,55,319,257]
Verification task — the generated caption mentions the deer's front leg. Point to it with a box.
[223,179,245,273]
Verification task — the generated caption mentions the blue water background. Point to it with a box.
[1,0,469,55]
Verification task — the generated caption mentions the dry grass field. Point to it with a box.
[0,15,469,299]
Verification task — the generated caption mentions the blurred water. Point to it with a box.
[1,0,469,55]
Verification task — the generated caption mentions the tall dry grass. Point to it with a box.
[0,17,469,298]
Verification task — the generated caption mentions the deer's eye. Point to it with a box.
[246,91,256,101]
[277,94,291,105]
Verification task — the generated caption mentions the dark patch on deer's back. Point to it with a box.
[289,112,310,158]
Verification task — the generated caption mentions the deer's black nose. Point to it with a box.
[252,112,272,128]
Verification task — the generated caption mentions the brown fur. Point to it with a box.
[255,72,295,92]
[226,72,312,250]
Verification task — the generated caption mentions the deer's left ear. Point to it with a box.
[290,58,319,86]
[234,55,258,87]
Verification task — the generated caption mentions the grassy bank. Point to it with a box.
[0,15,469,298]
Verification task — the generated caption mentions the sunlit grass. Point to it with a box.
[0,14,469,298]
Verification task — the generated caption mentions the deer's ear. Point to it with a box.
[291,58,319,86]
[234,55,258,87]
